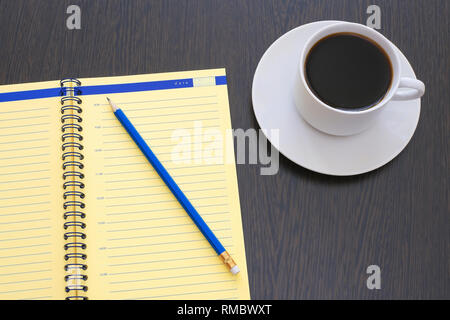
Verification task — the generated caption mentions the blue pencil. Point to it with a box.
[106,97,239,275]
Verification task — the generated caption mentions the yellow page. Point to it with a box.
[81,69,250,299]
[0,81,65,299]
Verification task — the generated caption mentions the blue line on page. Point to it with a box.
[0,76,227,103]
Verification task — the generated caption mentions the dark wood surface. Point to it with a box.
[0,0,448,299]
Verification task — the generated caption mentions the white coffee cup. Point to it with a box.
[293,21,425,136]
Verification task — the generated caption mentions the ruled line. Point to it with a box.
[0,177,50,184]
[0,161,49,168]
[106,203,228,216]
[0,225,51,234]
[0,153,50,161]
[103,154,144,160]
[0,115,49,122]
[102,147,220,161]
[102,147,136,152]
[157,147,220,156]
[0,209,48,217]
[107,102,218,114]
[107,263,223,276]
[0,234,50,242]
[104,170,224,183]
[104,188,224,200]
[0,217,50,225]
[0,269,51,277]
[108,255,215,268]
[102,140,222,152]
[0,145,49,153]
[106,223,193,233]
[102,132,208,145]
[0,107,49,115]
[0,137,48,145]
[105,195,225,208]
[106,220,230,232]
[0,185,50,193]
[0,122,50,130]
[125,101,218,111]
[180,179,226,186]
[102,125,218,137]
[24,295,53,300]
[107,239,203,250]
[102,117,220,129]
[183,187,225,193]
[174,171,225,178]
[0,243,50,251]
[103,161,148,167]
[107,230,198,242]
[110,279,234,293]
[106,207,181,216]
[0,130,48,137]
[109,271,224,284]
[0,169,50,176]
[105,211,229,225]
[0,252,51,260]
[0,286,52,295]
[148,140,222,149]
[107,228,230,242]
[107,246,210,258]
[129,287,237,299]
[106,215,184,224]
[98,95,217,108]
[0,201,50,209]
[105,176,159,184]
[105,179,224,191]
[103,169,156,176]
[103,164,221,176]
[0,260,51,268]
[101,109,217,121]
[102,141,221,157]
[0,193,50,201]
[105,184,167,192]
[166,164,222,170]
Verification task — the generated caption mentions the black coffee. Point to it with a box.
[305,32,392,110]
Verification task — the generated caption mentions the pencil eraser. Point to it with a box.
[230,265,240,275]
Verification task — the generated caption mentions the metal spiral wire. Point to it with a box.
[60,78,87,300]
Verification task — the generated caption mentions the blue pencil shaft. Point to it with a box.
[113,108,226,255]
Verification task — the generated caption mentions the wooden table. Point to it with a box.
[0,0,448,299]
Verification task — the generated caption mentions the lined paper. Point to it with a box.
[0,81,65,299]
[81,70,250,299]
[0,70,249,300]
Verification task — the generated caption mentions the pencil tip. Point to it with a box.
[106,97,119,112]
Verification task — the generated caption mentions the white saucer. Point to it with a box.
[252,21,421,176]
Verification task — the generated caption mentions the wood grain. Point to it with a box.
[0,0,448,299]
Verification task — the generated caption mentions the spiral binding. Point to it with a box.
[60,78,87,300]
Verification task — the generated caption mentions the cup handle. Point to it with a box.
[392,77,425,100]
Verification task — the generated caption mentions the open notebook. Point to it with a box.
[0,69,250,300]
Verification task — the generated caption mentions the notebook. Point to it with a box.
[0,68,250,300]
